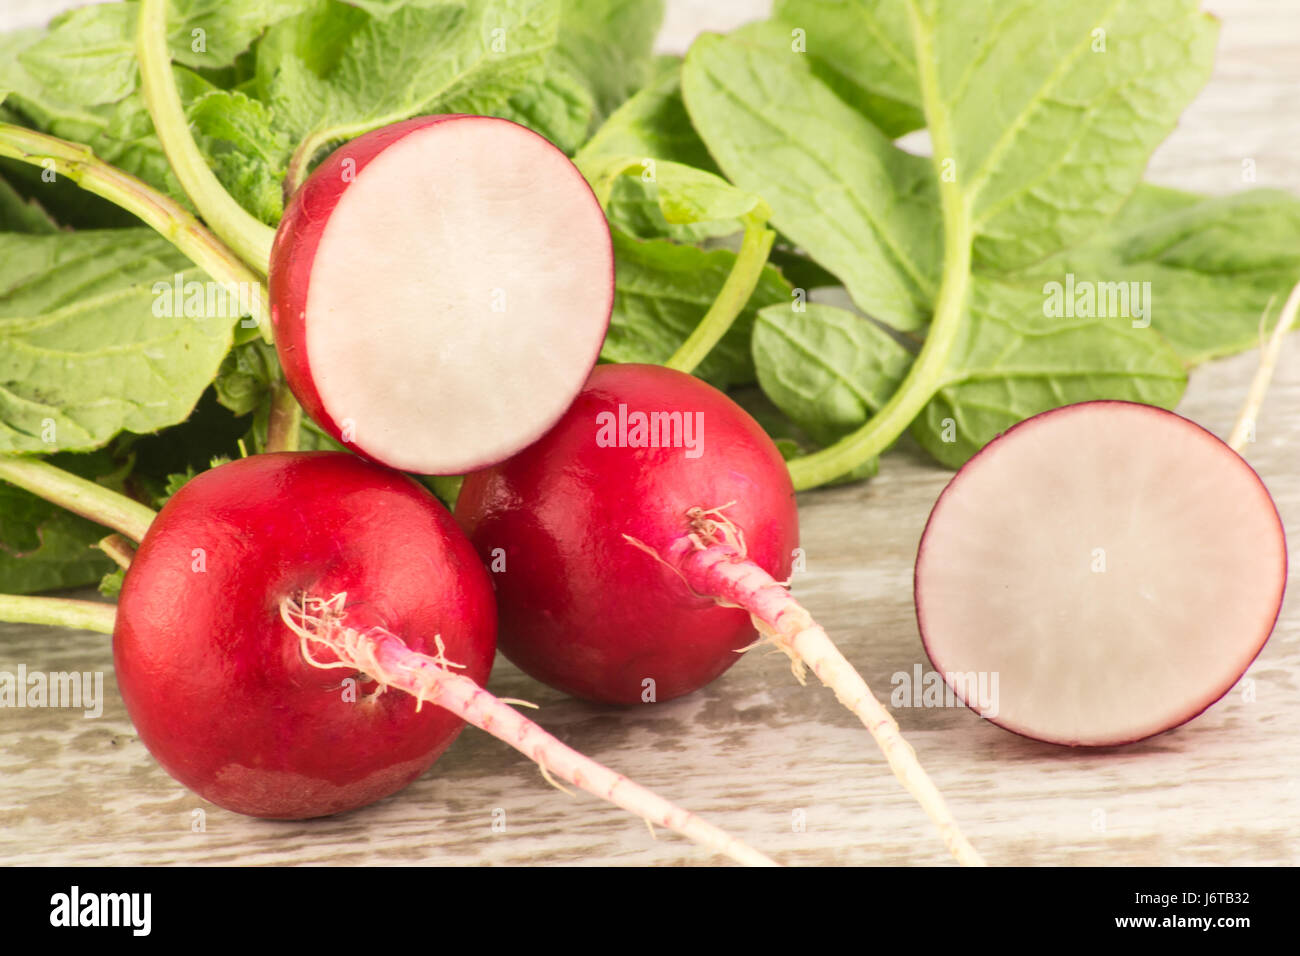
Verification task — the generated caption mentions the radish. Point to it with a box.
[456,363,984,865]
[914,401,1287,747]
[111,451,773,865]
[268,115,614,475]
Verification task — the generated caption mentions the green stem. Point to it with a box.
[0,594,116,634]
[265,382,303,453]
[284,114,420,198]
[0,123,272,343]
[0,457,156,543]
[665,212,775,374]
[424,474,464,509]
[786,1,972,491]
[97,534,137,570]
[137,0,275,274]
[284,130,335,199]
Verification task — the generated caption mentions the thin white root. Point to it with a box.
[279,592,779,867]
[659,513,986,867]
[496,698,540,709]
[1229,278,1300,452]
[775,617,986,867]
[537,762,577,797]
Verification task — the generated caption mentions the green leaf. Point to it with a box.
[578,61,715,171]
[187,89,292,223]
[0,448,130,595]
[576,62,727,239]
[494,67,595,153]
[421,473,464,508]
[0,172,58,232]
[0,230,238,454]
[16,5,138,109]
[578,152,769,237]
[682,27,942,332]
[603,229,792,389]
[495,0,663,150]
[15,0,313,80]
[731,381,880,481]
[0,483,115,595]
[1,1,310,117]
[160,467,199,502]
[597,176,728,242]
[754,286,1187,473]
[753,302,913,447]
[551,0,664,124]
[769,0,1223,488]
[98,567,125,598]
[926,0,1218,272]
[1030,185,1300,364]
[263,0,560,158]
[0,14,251,214]
[166,0,317,70]
[911,276,1189,466]
[767,245,840,293]
[770,0,925,137]
[214,339,279,416]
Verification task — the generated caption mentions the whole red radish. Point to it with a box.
[269,115,613,476]
[458,362,799,704]
[114,452,773,864]
[915,401,1288,747]
[114,452,496,819]
[457,363,983,865]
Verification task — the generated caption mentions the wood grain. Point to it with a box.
[1,0,1298,866]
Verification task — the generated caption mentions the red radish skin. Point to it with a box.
[115,452,774,865]
[114,452,495,819]
[458,363,799,705]
[914,401,1288,748]
[457,363,984,865]
[270,115,614,476]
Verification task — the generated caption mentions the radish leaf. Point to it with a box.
[603,229,791,389]
[0,231,236,454]
[771,0,925,138]
[683,25,942,333]
[931,0,1218,272]
[753,303,913,448]
[1030,185,1300,363]
[264,0,560,167]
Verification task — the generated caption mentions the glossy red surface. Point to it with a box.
[113,453,496,818]
[456,364,799,704]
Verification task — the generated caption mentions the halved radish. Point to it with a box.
[270,115,614,475]
[915,401,1287,747]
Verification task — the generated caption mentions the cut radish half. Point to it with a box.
[914,401,1287,747]
[270,115,614,474]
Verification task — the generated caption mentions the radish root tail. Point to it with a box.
[1229,278,1300,452]
[645,512,986,867]
[279,591,779,867]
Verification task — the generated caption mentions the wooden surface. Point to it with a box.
[2,0,1299,866]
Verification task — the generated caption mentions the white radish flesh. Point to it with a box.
[915,401,1287,747]
[272,116,613,475]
